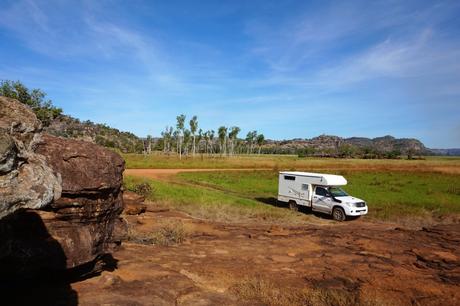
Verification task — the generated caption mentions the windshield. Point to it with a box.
[329,186,348,197]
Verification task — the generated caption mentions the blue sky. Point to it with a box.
[0,0,459,148]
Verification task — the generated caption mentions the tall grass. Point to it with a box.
[122,153,460,174]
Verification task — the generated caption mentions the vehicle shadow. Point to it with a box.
[255,197,333,220]
[0,211,79,305]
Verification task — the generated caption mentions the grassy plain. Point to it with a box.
[123,154,460,223]
[123,153,460,174]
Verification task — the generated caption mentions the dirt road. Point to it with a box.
[70,203,460,306]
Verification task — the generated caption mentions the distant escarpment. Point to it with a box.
[0,97,125,288]
[261,135,429,158]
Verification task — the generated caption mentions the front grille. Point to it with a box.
[355,202,366,207]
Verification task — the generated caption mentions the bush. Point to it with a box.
[131,181,153,198]
[127,221,186,246]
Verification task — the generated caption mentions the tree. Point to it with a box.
[218,126,228,155]
[173,129,180,155]
[246,130,257,154]
[197,129,203,154]
[209,130,215,154]
[256,134,265,154]
[183,129,191,155]
[228,126,240,155]
[176,114,186,159]
[146,135,153,154]
[189,115,198,156]
[0,80,62,126]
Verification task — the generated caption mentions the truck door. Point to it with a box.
[312,186,332,213]
[299,184,309,203]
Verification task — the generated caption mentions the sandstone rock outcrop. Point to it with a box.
[34,134,125,269]
[0,96,125,279]
[0,96,61,219]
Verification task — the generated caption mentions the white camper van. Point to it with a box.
[277,171,367,221]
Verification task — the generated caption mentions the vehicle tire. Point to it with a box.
[332,207,346,221]
[288,200,298,211]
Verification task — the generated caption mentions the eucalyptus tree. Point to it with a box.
[245,130,258,154]
[167,126,173,153]
[146,135,153,154]
[162,126,173,153]
[197,129,203,154]
[189,115,198,156]
[218,126,228,155]
[228,126,241,155]
[183,129,191,155]
[173,129,180,155]
[160,130,166,153]
[209,130,215,154]
[256,133,265,154]
[176,114,186,159]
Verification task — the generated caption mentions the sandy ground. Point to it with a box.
[68,202,460,306]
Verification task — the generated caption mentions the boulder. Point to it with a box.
[123,191,147,215]
[0,96,61,219]
[0,97,125,281]
[34,134,125,269]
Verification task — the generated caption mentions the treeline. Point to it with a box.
[145,114,265,158]
[0,80,62,126]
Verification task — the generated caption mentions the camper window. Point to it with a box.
[301,184,308,191]
[315,187,328,197]
[284,175,295,181]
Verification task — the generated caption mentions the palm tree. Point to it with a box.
[189,115,198,156]
[176,114,186,159]
[256,134,265,154]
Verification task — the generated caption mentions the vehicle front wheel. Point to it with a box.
[332,207,346,221]
[288,201,298,211]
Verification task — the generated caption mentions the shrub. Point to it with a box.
[127,221,186,246]
[132,181,153,198]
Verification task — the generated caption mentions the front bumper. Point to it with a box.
[344,205,368,216]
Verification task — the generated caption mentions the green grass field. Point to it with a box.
[122,153,460,173]
[123,154,460,223]
[124,175,315,224]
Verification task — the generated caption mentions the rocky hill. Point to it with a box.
[45,114,144,153]
[261,134,429,158]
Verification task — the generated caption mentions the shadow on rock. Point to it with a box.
[0,211,78,305]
